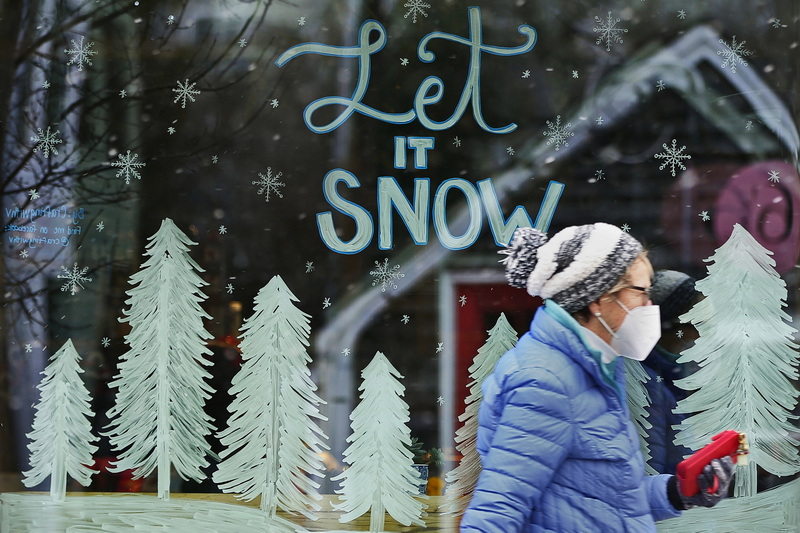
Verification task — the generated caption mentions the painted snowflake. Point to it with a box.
[699,210,710,221]
[101,337,111,348]
[28,189,40,200]
[111,150,146,184]
[717,36,752,74]
[593,11,628,52]
[404,0,431,23]
[57,262,93,295]
[30,126,62,157]
[172,79,200,108]
[543,115,574,151]
[656,79,666,91]
[654,139,691,177]
[64,36,97,70]
[370,258,405,292]
[252,167,285,201]
[768,170,780,183]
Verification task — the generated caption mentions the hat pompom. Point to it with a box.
[501,227,549,289]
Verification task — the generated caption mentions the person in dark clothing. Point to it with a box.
[642,270,700,474]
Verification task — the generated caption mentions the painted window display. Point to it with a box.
[0,0,798,531]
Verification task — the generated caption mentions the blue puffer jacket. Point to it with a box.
[461,301,681,532]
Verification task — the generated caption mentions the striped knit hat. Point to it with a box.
[501,223,643,313]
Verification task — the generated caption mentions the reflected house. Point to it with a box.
[312,24,800,485]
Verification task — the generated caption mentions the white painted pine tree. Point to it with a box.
[22,339,98,501]
[213,275,328,521]
[334,351,427,532]
[105,218,215,500]
[441,313,517,516]
[673,223,800,497]
[624,358,656,475]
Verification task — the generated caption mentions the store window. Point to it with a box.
[1,0,798,530]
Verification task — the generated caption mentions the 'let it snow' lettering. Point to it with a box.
[276,7,537,134]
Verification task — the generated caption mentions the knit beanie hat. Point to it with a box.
[650,270,696,323]
[501,223,643,313]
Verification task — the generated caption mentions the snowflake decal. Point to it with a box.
[323,297,331,309]
[101,337,111,348]
[699,210,710,221]
[572,70,579,78]
[677,10,686,19]
[459,295,467,306]
[453,136,461,147]
[370,258,405,292]
[522,70,530,78]
[28,189,40,200]
[655,139,691,177]
[306,261,315,273]
[436,342,444,353]
[768,170,780,183]
[96,221,105,232]
[401,58,409,66]
[717,36,752,74]
[226,283,234,294]
[404,0,431,23]
[111,150,146,184]
[402,314,410,324]
[593,11,628,52]
[342,348,350,357]
[64,36,97,70]
[596,116,604,125]
[656,79,666,91]
[270,99,279,108]
[30,126,62,157]
[621,223,631,232]
[19,249,29,258]
[57,262,93,295]
[172,79,200,108]
[772,19,781,28]
[252,167,285,201]
[543,115,574,151]
[506,146,515,156]
[218,225,227,234]
[594,169,605,181]
[25,343,33,353]
[238,38,247,48]
[298,17,306,26]
[437,396,445,406]
[676,329,684,338]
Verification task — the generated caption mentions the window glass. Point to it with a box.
[1,0,798,529]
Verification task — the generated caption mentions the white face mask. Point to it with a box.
[596,300,661,361]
